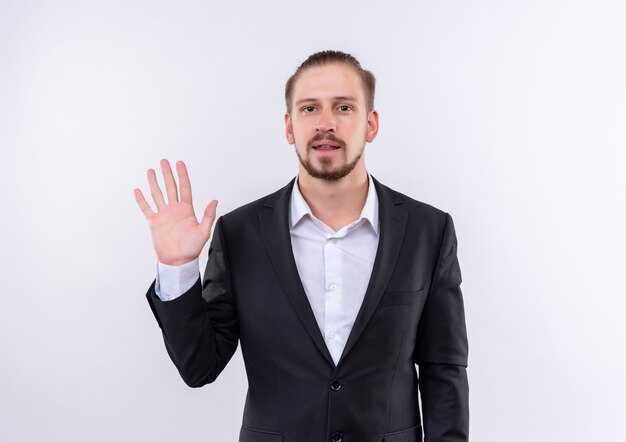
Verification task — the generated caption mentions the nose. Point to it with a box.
[315,107,336,133]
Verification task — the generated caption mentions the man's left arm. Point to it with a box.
[414,212,469,442]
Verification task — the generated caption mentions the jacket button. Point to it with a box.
[330,380,342,391]
[330,431,344,442]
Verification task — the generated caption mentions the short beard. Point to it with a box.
[297,150,362,181]
[295,133,363,181]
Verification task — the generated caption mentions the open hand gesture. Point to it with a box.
[134,159,218,266]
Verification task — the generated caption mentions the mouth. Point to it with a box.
[312,142,340,152]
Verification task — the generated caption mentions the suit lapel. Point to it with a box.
[337,177,408,366]
[259,179,336,367]
[258,176,408,369]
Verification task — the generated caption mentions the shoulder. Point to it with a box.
[373,177,458,251]
[373,176,450,225]
[218,178,294,227]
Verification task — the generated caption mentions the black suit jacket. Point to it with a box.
[146,177,469,442]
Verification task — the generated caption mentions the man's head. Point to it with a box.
[285,50,376,114]
[284,50,379,182]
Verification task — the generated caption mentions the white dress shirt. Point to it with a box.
[155,174,380,365]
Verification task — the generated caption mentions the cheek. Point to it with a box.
[293,126,316,145]
[345,121,369,140]
[290,121,307,138]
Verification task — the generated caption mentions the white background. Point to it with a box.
[1,1,625,441]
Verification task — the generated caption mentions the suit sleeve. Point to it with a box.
[145,216,239,387]
[414,213,469,441]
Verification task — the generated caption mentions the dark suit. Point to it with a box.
[146,176,469,442]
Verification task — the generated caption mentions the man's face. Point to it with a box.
[285,63,379,181]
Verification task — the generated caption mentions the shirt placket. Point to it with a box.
[323,234,344,363]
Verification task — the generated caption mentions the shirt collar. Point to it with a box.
[289,174,380,235]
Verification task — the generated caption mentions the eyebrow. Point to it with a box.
[295,96,359,106]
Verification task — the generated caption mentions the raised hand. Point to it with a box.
[134,159,218,266]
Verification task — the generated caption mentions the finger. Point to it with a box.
[147,168,166,209]
[133,188,155,219]
[176,160,193,205]
[200,200,218,238]
[160,158,179,204]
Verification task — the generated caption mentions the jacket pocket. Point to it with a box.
[239,426,284,442]
[380,289,425,307]
[382,424,422,441]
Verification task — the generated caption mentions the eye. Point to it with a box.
[337,105,352,112]
[302,106,316,113]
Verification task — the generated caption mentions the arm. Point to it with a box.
[134,159,236,387]
[146,217,239,387]
[414,213,469,441]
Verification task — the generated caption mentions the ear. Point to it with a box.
[365,109,379,143]
[284,112,295,145]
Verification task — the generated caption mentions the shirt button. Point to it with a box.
[327,331,336,339]
[330,432,344,442]
[329,283,337,291]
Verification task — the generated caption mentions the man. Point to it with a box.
[134,50,469,442]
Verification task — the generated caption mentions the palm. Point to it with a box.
[134,159,218,266]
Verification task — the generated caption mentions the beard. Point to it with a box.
[295,132,364,181]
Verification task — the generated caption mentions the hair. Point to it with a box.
[284,50,376,113]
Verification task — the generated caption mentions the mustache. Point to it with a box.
[307,133,346,150]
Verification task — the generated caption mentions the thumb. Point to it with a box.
[200,200,218,238]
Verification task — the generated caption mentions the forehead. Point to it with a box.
[292,63,365,103]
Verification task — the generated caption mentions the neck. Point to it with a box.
[297,164,369,231]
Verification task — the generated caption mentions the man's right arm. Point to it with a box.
[134,159,237,387]
[145,217,239,387]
